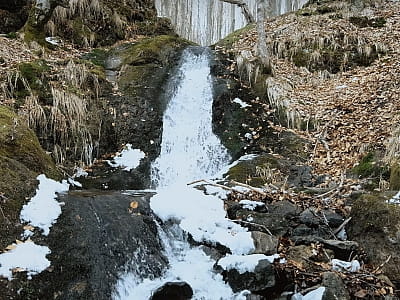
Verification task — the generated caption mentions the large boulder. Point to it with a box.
[322,272,350,300]
[6,191,168,299]
[0,105,59,249]
[151,281,193,300]
[348,193,400,287]
[218,259,276,293]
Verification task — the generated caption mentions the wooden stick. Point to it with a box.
[333,217,352,235]
[187,179,249,195]
[230,180,267,197]
[231,219,272,236]
[373,255,392,274]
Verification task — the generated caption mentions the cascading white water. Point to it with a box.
[151,48,231,188]
[113,48,254,300]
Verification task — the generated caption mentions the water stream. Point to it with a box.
[113,48,252,299]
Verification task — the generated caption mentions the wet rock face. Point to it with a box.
[150,281,193,300]
[221,259,276,293]
[15,191,167,300]
[322,272,350,300]
[78,35,193,190]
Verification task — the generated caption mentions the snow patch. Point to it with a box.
[20,174,69,236]
[217,254,279,274]
[108,144,145,171]
[73,167,88,178]
[388,191,400,204]
[233,98,251,108]
[68,178,82,187]
[292,287,326,300]
[332,259,361,272]
[239,200,265,210]
[204,185,229,200]
[0,241,50,280]
[151,184,254,255]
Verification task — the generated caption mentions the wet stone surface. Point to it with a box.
[11,190,167,300]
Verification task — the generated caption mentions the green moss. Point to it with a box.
[18,60,50,88]
[0,156,37,249]
[352,193,400,235]
[390,163,400,190]
[352,152,387,179]
[225,155,280,186]
[81,49,109,68]
[214,24,255,49]
[0,106,60,179]
[13,60,51,107]
[6,32,17,39]
[118,35,194,66]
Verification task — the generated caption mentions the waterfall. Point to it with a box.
[151,48,231,188]
[155,0,308,45]
[113,48,253,300]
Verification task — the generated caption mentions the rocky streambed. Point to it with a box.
[0,31,399,300]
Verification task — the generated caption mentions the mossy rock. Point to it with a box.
[0,156,37,249]
[214,24,255,49]
[225,154,280,187]
[351,152,389,180]
[81,49,109,68]
[390,162,400,190]
[0,105,60,179]
[350,193,400,235]
[0,105,60,250]
[117,35,194,66]
[14,59,52,106]
[348,192,400,283]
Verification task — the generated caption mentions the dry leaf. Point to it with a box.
[5,244,16,251]
[354,289,368,298]
[23,225,35,231]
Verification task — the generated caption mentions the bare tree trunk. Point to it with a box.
[22,0,69,45]
[256,0,271,72]
[219,0,255,23]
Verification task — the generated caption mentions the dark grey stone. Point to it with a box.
[150,281,193,300]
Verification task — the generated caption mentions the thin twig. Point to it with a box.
[333,217,352,235]
[230,180,267,197]
[373,255,392,274]
[232,219,273,236]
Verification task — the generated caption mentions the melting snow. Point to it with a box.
[239,200,265,210]
[20,174,69,236]
[292,287,326,300]
[388,191,400,204]
[233,98,251,108]
[217,254,280,274]
[332,259,361,272]
[151,184,254,255]
[0,241,50,280]
[108,144,145,171]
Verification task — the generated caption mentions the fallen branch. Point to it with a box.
[373,255,392,274]
[187,179,248,195]
[230,180,267,197]
[333,217,352,235]
[232,219,272,236]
